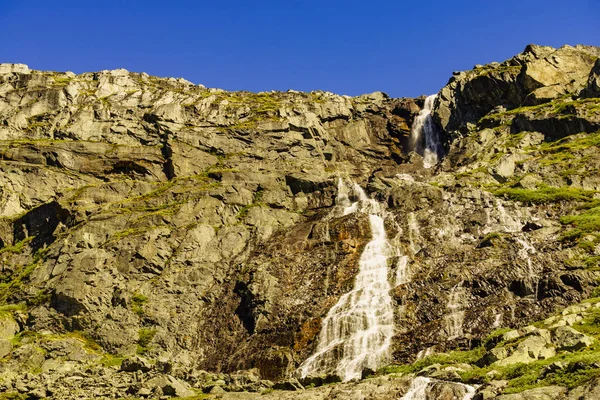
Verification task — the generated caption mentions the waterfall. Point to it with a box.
[445,285,465,340]
[297,179,395,381]
[407,213,421,255]
[401,377,477,400]
[409,94,443,168]
[495,199,522,233]
[395,255,411,286]
[402,377,432,400]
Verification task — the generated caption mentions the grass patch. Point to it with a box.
[0,237,34,255]
[100,354,125,368]
[0,257,43,304]
[379,347,485,375]
[137,328,156,355]
[51,75,73,86]
[560,206,600,243]
[379,298,600,395]
[131,292,148,316]
[493,185,596,205]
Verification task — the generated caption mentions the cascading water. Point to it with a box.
[409,94,443,168]
[297,179,395,381]
[445,285,465,340]
[401,377,477,400]
[494,199,540,297]
[402,377,432,400]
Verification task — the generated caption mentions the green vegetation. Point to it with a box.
[0,392,27,400]
[0,303,26,320]
[536,131,600,154]
[131,292,149,316]
[137,328,157,355]
[379,298,600,394]
[480,232,502,247]
[0,237,34,255]
[473,64,521,78]
[100,354,125,368]
[379,347,485,376]
[493,185,596,204]
[51,75,73,86]
[560,205,600,245]
[110,226,159,242]
[236,189,266,221]
[0,258,43,304]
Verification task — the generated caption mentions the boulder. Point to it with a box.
[478,347,508,366]
[495,335,555,366]
[553,326,594,351]
[0,316,19,339]
[0,63,30,74]
[120,356,152,373]
[145,375,194,398]
[567,376,600,399]
[0,339,12,358]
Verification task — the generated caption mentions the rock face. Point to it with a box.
[434,44,600,136]
[0,44,600,399]
[582,58,600,98]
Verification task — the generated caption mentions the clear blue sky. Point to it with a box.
[1,0,598,98]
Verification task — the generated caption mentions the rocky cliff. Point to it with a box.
[0,44,599,399]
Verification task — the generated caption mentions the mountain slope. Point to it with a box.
[0,43,599,399]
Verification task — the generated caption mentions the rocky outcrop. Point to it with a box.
[1,44,600,399]
[582,58,600,98]
[434,44,600,136]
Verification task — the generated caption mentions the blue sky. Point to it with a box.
[1,0,598,98]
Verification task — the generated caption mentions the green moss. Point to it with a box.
[0,303,24,320]
[536,131,600,154]
[0,392,27,400]
[0,258,43,304]
[0,236,34,255]
[483,327,513,348]
[493,186,596,204]
[560,207,600,243]
[51,75,73,86]
[131,292,148,316]
[480,232,502,247]
[100,354,125,368]
[379,347,485,375]
[236,189,266,221]
[137,328,156,355]
[378,297,600,395]
[63,331,103,352]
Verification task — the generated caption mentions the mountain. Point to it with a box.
[0,44,599,399]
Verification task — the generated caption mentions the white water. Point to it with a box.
[494,200,540,298]
[493,313,503,328]
[402,377,432,400]
[445,285,465,340]
[495,199,522,233]
[407,212,421,255]
[395,255,411,286]
[297,179,395,381]
[401,377,477,400]
[409,94,443,168]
